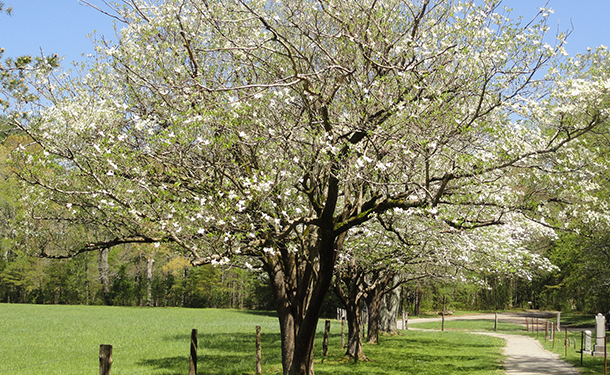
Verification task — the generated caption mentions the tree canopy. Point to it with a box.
[3,1,610,374]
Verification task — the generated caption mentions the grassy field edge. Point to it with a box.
[1,303,507,375]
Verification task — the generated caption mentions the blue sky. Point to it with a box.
[0,0,115,64]
[0,0,608,64]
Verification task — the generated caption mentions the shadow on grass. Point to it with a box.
[314,330,505,375]
[138,332,283,375]
[241,310,279,318]
[561,313,596,329]
[140,327,503,375]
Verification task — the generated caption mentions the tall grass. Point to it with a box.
[0,304,281,374]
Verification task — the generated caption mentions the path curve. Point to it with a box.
[473,332,579,375]
[402,312,580,375]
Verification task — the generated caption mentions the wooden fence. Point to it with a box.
[98,321,337,375]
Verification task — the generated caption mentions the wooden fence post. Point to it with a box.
[581,331,584,366]
[494,312,498,332]
[99,344,113,375]
[189,329,197,375]
[323,320,330,357]
[526,317,529,332]
[256,326,262,375]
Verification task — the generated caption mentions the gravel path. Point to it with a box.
[402,312,580,374]
[474,332,579,374]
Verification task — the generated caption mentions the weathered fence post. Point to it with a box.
[526,317,529,332]
[494,312,498,332]
[256,326,262,375]
[441,311,445,332]
[99,344,113,375]
[404,311,408,330]
[581,331,584,366]
[323,320,331,357]
[189,329,197,375]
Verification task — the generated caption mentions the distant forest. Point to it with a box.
[3,240,606,315]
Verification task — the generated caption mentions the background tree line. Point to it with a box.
[0,244,274,308]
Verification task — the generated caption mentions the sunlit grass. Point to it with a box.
[0,304,281,375]
[0,304,506,374]
[409,319,526,332]
[314,330,504,375]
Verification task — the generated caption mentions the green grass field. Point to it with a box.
[0,304,506,375]
[0,304,283,375]
[315,330,504,375]
[409,319,526,332]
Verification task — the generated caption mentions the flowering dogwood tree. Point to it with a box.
[335,209,558,359]
[5,1,609,374]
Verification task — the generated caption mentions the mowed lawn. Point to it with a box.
[409,319,527,332]
[0,304,505,375]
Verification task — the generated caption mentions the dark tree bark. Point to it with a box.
[414,288,423,316]
[333,260,368,361]
[345,301,367,361]
[365,273,394,344]
[263,227,341,375]
[365,282,384,344]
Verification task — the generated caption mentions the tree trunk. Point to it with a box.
[98,248,110,304]
[380,274,401,333]
[366,286,383,344]
[345,301,367,361]
[276,305,296,374]
[263,236,338,375]
[290,250,335,375]
[146,256,154,306]
[414,288,422,316]
[332,257,369,361]
[84,259,90,305]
